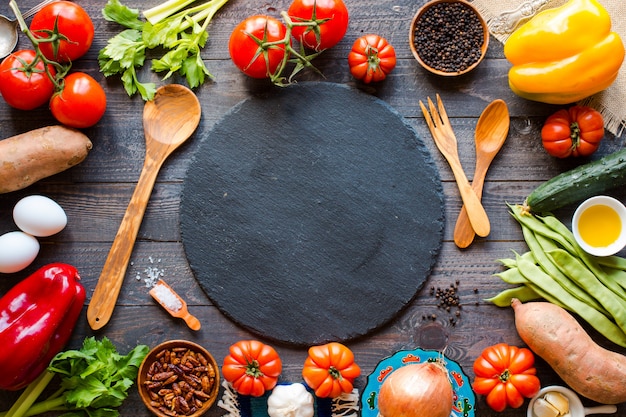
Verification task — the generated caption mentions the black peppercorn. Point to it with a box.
[412,1,485,73]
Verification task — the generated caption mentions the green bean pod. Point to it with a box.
[485,286,541,307]
[548,249,626,333]
[516,255,626,347]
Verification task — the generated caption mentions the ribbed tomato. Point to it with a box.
[302,342,360,398]
[472,343,541,412]
[541,106,604,158]
[221,340,282,397]
[348,34,396,83]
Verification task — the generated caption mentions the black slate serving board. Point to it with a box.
[180,82,444,346]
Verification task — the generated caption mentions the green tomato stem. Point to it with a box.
[8,0,70,92]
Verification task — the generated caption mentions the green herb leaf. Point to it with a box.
[99,0,229,100]
[102,0,143,30]
[2,337,149,417]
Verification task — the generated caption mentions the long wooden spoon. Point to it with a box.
[87,84,201,330]
[453,99,509,248]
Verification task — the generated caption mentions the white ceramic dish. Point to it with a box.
[572,195,626,257]
[527,386,616,417]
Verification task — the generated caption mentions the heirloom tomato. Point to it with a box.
[302,342,360,398]
[288,0,349,51]
[0,49,56,110]
[30,1,94,63]
[229,15,289,79]
[50,72,106,128]
[541,106,604,158]
[221,340,282,397]
[348,34,396,83]
[472,343,541,412]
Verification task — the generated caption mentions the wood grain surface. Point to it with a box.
[1,0,625,416]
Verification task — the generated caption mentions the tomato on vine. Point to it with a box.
[348,34,396,83]
[30,1,94,63]
[229,15,290,79]
[472,343,541,412]
[288,0,349,51]
[50,72,106,129]
[221,340,282,397]
[541,106,604,158]
[0,49,56,110]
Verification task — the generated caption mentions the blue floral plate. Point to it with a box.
[360,348,475,417]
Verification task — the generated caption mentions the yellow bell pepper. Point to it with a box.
[504,0,624,104]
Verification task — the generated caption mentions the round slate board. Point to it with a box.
[180,82,444,346]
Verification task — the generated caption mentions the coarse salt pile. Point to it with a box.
[152,282,182,312]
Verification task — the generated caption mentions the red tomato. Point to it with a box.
[221,340,282,397]
[288,0,349,51]
[348,34,396,83]
[50,72,106,128]
[472,343,541,412]
[0,50,56,110]
[541,106,604,158]
[30,1,94,63]
[229,15,289,79]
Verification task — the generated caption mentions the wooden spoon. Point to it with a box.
[87,84,201,330]
[149,280,201,331]
[453,99,510,248]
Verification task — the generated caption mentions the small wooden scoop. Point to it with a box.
[149,280,201,331]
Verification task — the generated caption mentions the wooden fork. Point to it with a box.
[420,94,490,237]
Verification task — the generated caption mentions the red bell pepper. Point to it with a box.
[0,263,85,391]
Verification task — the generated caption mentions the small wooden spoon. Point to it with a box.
[150,280,201,331]
[87,85,201,330]
[453,99,509,248]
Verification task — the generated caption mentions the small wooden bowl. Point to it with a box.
[409,0,489,76]
[137,340,220,417]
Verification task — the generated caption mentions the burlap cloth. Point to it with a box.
[471,0,626,136]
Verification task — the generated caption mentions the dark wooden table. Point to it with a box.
[1,0,625,416]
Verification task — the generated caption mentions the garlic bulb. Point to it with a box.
[267,383,314,417]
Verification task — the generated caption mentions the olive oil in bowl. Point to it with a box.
[573,196,626,257]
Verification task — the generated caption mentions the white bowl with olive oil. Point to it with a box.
[572,196,626,257]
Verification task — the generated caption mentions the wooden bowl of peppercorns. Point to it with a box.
[409,0,489,76]
[137,340,220,417]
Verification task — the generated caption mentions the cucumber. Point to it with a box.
[525,148,626,213]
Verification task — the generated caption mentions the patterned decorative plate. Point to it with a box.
[360,348,475,417]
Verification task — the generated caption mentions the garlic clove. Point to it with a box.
[544,391,569,415]
[533,397,560,417]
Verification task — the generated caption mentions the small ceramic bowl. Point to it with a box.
[572,195,626,257]
[137,340,220,417]
[409,0,489,76]
[527,385,617,417]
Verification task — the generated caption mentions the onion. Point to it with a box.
[378,361,453,417]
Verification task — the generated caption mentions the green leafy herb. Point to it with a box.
[99,0,229,100]
[1,337,149,417]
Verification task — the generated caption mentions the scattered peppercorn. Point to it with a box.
[412,1,485,73]
[424,280,464,326]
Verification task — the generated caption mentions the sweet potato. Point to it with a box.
[0,125,92,193]
[511,298,626,404]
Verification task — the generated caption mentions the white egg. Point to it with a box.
[0,231,40,273]
[13,195,68,237]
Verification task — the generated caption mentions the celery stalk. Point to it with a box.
[2,371,56,417]
[143,0,196,24]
